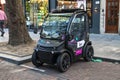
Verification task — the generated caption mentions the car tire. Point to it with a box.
[57,53,71,72]
[32,51,43,67]
[84,45,94,62]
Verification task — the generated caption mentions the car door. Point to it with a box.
[68,13,86,56]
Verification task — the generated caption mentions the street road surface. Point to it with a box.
[0,59,120,80]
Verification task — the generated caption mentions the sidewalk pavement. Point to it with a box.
[0,29,120,64]
[90,34,120,63]
[0,29,39,64]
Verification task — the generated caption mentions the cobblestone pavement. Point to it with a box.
[0,59,120,80]
[0,59,58,80]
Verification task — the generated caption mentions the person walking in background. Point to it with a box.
[0,6,7,37]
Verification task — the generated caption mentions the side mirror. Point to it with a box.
[65,32,70,40]
[66,32,73,41]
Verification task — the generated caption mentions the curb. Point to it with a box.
[0,51,32,57]
[93,56,120,64]
[0,53,120,65]
[0,53,31,65]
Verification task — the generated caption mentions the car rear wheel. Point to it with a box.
[84,45,94,61]
[32,51,43,67]
[57,53,71,72]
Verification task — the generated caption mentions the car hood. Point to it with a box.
[37,39,64,47]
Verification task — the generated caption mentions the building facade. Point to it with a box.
[48,0,100,34]
[25,0,120,34]
[100,0,120,34]
[49,0,120,34]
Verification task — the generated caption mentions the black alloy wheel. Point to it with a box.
[57,53,71,72]
[32,51,43,67]
[84,45,94,61]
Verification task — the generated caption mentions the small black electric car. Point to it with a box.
[32,9,94,72]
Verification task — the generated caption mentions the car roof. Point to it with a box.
[51,9,86,14]
[48,13,73,16]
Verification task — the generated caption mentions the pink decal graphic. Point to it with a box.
[75,49,82,56]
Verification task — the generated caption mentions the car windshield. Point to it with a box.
[41,13,72,40]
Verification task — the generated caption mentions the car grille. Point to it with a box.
[37,45,55,51]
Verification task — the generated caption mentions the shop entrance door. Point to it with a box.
[106,0,119,33]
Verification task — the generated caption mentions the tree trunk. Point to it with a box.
[6,0,33,46]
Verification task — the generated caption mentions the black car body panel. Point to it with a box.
[32,9,94,70]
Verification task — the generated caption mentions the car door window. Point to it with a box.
[70,14,85,41]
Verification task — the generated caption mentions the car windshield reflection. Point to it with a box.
[41,14,71,40]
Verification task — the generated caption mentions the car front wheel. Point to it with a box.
[32,51,43,67]
[57,53,71,72]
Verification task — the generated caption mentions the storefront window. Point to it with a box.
[57,0,92,25]
[86,0,92,18]
[86,0,92,26]
[57,0,86,10]
[26,0,48,28]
